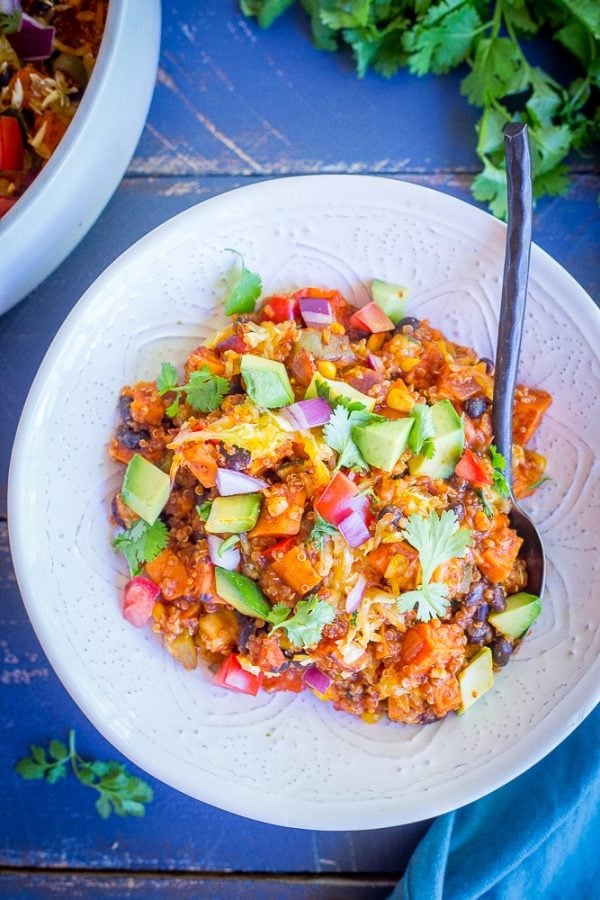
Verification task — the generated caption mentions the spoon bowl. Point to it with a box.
[493,123,546,598]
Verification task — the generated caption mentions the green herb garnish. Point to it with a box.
[218,535,240,555]
[157,362,229,416]
[308,513,339,550]
[224,250,262,315]
[112,519,168,577]
[15,730,154,819]
[270,595,336,647]
[489,443,510,498]
[196,500,213,521]
[242,1,600,217]
[397,510,472,621]
[408,403,435,458]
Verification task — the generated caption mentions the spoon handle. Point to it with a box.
[492,123,533,488]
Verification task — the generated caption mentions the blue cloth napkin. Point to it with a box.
[391,704,600,899]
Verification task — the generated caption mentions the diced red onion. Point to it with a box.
[207,535,240,571]
[216,468,268,496]
[303,665,332,694]
[8,12,55,61]
[366,351,384,371]
[345,575,367,613]
[338,510,371,548]
[298,297,333,326]
[280,397,331,430]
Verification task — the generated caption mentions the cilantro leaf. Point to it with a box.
[224,251,262,315]
[489,443,510,498]
[185,366,230,413]
[397,509,472,622]
[157,362,229,415]
[240,0,294,29]
[268,602,292,625]
[397,581,451,621]
[156,362,179,394]
[15,730,153,819]
[112,519,169,577]
[324,405,370,471]
[196,501,213,522]
[308,513,339,550]
[271,595,336,648]
[408,403,435,457]
[404,0,481,77]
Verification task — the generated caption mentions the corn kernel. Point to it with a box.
[399,357,420,372]
[367,333,386,351]
[317,360,337,379]
[330,321,345,335]
[386,383,416,412]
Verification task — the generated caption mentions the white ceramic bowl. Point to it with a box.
[0,0,161,316]
[9,176,600,829]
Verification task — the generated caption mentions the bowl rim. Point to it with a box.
[0,0,161,314]
[8,174,600,829]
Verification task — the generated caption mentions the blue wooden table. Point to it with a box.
[1,2,598,896]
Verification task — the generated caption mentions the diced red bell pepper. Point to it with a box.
[349,302,394,334]
[454,449,491,486]
[212,654,263,696]
[315,471,370,527]
[122,576,161,628]
[0,117,24,171]
[0,196,17,218]
[261,535,296,557]
[260,294,300,323]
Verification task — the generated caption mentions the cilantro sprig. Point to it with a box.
[308,513,339,550]
[317,382,383,471]
[397,510,472,621]
[157,362,229,417]
[408,403,435,458]
[270,595,336,648]
[112,518,168,576]
[15,730,154,819]
[489,443,510,498]
[242,1,600,217]
[224,249,262,315]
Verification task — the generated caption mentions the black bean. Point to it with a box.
[224,446,251,471]
[394,316,421,334]
[466,622,493,644]
[377,505,404,526]
[450,501,466,522]
[491,636,513,667]
[226,374,244,395]
[118,394,133,422]
[188,529,204,545]
[236,614,265,653]
[0,67,13,88]
[464,582,486,607]
[488,585,507,612]
[473,603,490,623]
[347,327,370,342]
[116,425,150,450]
[463,396,489,419]
[480,357,494,374]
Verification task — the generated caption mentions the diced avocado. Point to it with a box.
[215,567,272,619]
[241,354,294,408]
[205,495,261,534]
[352,417,413,471]
[458,647,494,714]
[489,592,542,639]
[121,454,170,525]
[305,373,375,411]
[371,279,408,324]
[408,400,464,479]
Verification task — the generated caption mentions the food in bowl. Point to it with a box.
[0,0,107,218]
[109,265,551,725]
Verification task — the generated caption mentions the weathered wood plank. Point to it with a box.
[1,871,400,899]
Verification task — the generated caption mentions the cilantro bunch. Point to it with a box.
[241,0,600,217]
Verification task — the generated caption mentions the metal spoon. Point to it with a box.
[492,122,545,597]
